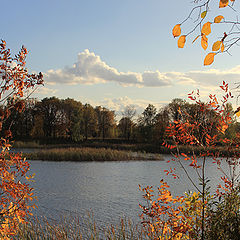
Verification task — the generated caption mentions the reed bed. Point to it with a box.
[25,147,133,162]
[15,215,145,240]
[24,147,163,162]
[13,140,42,148]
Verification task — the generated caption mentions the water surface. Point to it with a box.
[28,155,235,226]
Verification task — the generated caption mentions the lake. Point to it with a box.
[28,155,235,227]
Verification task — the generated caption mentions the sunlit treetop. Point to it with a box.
[173,0,239,65]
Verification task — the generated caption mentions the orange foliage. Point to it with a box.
[172,0,239,65]
[0,40,43,238]
[140,81,240,239]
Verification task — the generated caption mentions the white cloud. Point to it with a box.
[44,49,240,90]
[45,49,173,87]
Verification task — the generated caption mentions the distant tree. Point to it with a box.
[137,104,157,142]
[118,117,135,140]
[30,114,44,138]
[95,106,115,140]
[167,98,187,122]
[62,98,84,141]
[83,104,97,140]
[8,98,37,139]
[139,104,157,126]
[120,105,136,140]
[36,97,61,138]
[122,105,136,120]
[153,107,170,143]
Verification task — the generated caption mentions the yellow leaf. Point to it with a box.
[236,111,240,117]
[221,42,225,52]
[201,35,208,50]
[212,41,221,51]
[172,24,181,38]
[178,35,186,48]
[201,22,211,36]
[214,15,224,23]
[219,0,229,8]
[201,11,207,19]
[204,52,215,66]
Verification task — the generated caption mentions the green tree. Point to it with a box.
[83,104,97,140]
[137,104,157,142]
[62,98,84,142]
[95,106,116,140]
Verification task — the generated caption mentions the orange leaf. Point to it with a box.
[221,42,225,52]
[204,52,215,66]
[172,24,181,38]
[219,0,229,8]
[212,41,221,51]
[178,35,186,48]
[214,15,224,23]
[201,35,208,50]
[201,22,211,36]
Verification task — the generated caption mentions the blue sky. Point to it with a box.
[2,0,240,116]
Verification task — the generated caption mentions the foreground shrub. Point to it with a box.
[0,40,43,238]
[140,82,240,239]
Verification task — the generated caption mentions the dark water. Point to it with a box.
[28,155,237,226]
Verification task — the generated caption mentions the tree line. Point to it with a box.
[3,96,240,144]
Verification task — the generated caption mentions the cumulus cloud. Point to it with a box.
[45,49,172,87]
[45,49,240,88]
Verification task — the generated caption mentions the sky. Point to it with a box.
[2,0,240,117]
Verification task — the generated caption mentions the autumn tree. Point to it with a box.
[0,40,43,238]
[118,105,136,140]
[173,0,240,65]
[95,106,116,140]
[83,104,98,140]
[5,98,37,139]
[152,107,170,143]
[34,97,59,138]
[140,1,240,238]
[62,98,84,142]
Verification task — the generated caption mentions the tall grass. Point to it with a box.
[15,215,145,240]
[25,148,132,162]
[24,147,163,162]
[13,140,42,148]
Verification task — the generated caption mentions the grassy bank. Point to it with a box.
[24,147,163,161]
